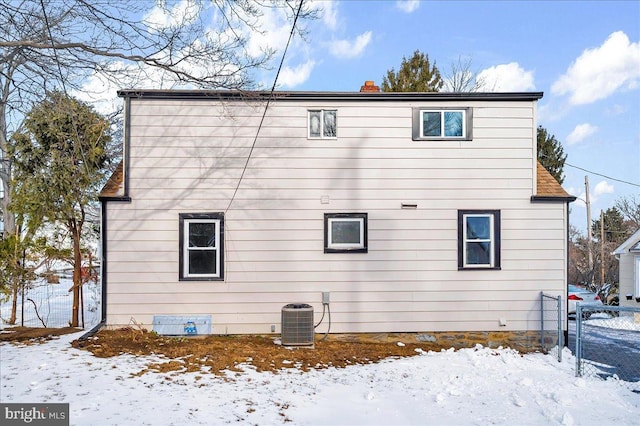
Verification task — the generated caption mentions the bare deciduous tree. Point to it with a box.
[615,194,640,231]
[1,0,315,238]
[442,56,489,92]
[0,0,315,326]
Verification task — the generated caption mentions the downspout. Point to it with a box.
[78,200,108,340]
[564,199,570,347]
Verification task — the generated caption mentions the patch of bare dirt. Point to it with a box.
[68,327,449,376]
[0,326,81,343]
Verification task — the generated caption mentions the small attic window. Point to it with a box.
[412,107,472,141]
[309,110,337,139]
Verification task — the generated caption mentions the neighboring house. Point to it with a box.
[613,229,640,306]
[99,83,575,349]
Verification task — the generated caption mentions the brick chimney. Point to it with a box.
[360,80,380,92]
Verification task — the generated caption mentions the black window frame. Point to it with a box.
[179,212,224,281]
[457,210,501,270]
[324,213,368,253]
[412,107,473,141]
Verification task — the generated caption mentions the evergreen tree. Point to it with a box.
[381,50,443,92]
[10,92,111,327]
[589,207,631,289]
[591,207,631,245]
[537,126,567,184]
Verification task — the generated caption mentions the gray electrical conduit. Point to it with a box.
[314,303,331,341]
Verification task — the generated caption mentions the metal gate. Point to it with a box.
[540,292,563,362]
[575,305,640,392]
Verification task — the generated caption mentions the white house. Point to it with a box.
[98,83,575,349]
[613,229,640,306]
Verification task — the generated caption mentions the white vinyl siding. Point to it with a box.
[105,96,568,335]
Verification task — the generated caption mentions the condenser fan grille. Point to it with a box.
[281,304,314,346]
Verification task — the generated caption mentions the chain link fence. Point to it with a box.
[540,292,563,362]
[575,305,640,392]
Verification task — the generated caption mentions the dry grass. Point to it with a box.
[71,328,448,376]
[2,327,453,376]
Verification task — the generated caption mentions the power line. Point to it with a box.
[225,0,304,213]
[539,152,640,188]
[564,160,640,188]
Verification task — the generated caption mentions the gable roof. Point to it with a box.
[613,228,640,255]
[99,161,125,199]
[533,161,576,201]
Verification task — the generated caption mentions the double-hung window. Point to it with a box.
[412,108,472,140]
[179,213,224,280]
[458,210,500,270]
[324,213,368,253]
[308,110,337,139]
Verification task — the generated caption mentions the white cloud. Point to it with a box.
[277,60,316,88]
[396,1,420,13]
[243,7,292,59]
[144,0,200,30]
[476,63,535,91]
[329,31,372,59]
[567,188,585,207]
[551,31,640,105]
[566,123,598,145]
[569,180,614,208]
[319,1,338,30]
[594,180,614,197]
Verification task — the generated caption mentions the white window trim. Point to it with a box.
[412,107,472,141]
[463,213,495,268]
[327,217,365,250]
[182,217,221,279]
[420,109,466,138]
[308,109,337,139]
[324,213,368,253]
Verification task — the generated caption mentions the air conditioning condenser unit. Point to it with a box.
[281,303,314,347]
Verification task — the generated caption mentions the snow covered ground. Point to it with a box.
[1,280,639,425]
[1,330,638,425]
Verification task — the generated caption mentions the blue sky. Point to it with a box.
[82,0,640,234]
[262,0,640,234]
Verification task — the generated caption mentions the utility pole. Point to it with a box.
[600,209,605,286]
[585,176,593,286]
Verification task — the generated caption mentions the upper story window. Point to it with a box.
[179,213,224,281]
[458,210,501,270]
[412,107,472,141]
[309,110,337,139]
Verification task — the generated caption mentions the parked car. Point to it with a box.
[568,284,603,318]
